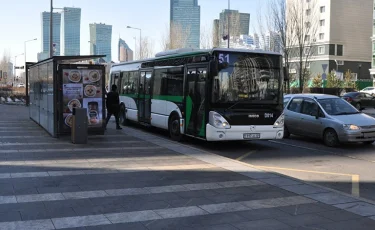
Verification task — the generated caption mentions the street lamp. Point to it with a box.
[133,37,136,60]
[24,38,37,67]
[14,53,24,86]
[127,26,142,59]
[50,0,69,57]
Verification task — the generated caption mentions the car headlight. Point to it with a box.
[209,111,230,129]
[273,113,284,128]
[343,124,360,130]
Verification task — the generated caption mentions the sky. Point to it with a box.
[0,0,262,67]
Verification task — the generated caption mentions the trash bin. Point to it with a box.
[71,108,88,144]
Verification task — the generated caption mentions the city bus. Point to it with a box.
[109,48,284,141]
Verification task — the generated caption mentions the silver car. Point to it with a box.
[284,94,375,147]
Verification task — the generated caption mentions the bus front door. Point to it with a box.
[138,70,152,123]
[185,66,207,138]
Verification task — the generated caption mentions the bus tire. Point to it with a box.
[119,104,128,126]
[169,114,182,142]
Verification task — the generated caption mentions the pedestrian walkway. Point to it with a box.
[0,104,375,229]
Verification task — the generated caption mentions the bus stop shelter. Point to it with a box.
[27,55,106,137]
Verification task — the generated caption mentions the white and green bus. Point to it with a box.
[109,48,285,141]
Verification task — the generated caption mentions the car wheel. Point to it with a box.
[323,128,339,147]
[363,141,374,145]
[283,126,290,138]
[119,105,128,126]
[355,103,361,110]
[168,114,183,142]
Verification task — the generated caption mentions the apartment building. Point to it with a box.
[287,0,372,81]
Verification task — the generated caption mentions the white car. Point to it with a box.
[360,87,375,95]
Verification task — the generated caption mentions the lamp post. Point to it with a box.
[127,26,142,59]
[14,53,24,86]
[227,0,230,48]
[133,37,136,60]
[24,38,37,69]
[50,0,69,57]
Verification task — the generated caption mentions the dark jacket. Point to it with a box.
[106,91,120,113]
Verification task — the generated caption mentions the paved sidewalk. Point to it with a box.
[0,104,375,229]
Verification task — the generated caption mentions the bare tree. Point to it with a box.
[139,37,154,59]
[287,0,319,93]
[200,24,213,49]
[160,22,191,51]
[0,51,11,84]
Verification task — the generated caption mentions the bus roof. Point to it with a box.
[112,48,282,68]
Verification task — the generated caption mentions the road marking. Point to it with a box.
[254,165,360,197]
[0,180,264,204]
[236,150,257,161]
[0,196,315,229]
[352,175,360,197]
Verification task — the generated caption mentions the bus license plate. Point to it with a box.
[243,133,260,139]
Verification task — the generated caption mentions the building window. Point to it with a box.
[319,33,324,40]
[318,46,325,54]
[320,19,325,26]
[329,44,335,55]
[336,60,344,65]
[320,6,325,13]
[304,35,310,42]
[305,62,311,68]
[304,47,311,55]
[306,9,311,16]
[305,21,311,28]
[336,44,343,56]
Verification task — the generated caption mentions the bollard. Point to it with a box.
[71,108,88,144]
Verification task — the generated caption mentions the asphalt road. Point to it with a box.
[126,109,375,203]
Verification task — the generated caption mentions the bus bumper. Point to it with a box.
[206,124,284,141]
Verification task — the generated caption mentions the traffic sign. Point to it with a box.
[15,66,24,69]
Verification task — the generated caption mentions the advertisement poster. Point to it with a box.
[62,68,103,130]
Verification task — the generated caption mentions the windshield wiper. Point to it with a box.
[333,111,360,115]
[225,100,250,111]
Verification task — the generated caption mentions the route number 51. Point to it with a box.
[219,53,230,63]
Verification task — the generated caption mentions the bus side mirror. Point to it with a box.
[283,67,289,81]
[210,60,219,76]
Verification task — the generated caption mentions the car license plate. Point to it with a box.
[243,133,260,139]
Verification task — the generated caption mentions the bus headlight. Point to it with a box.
[209,111,231,129]
[273,113,284,128]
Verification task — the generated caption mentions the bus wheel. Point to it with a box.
[169,115,182,141]
[119,105,127,126]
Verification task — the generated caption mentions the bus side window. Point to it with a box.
[121,72,129,94]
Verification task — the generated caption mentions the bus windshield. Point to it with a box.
[212,51,282,104]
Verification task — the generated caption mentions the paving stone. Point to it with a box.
[259,177,302,187]
[277,203,337,215]
[280,184,329,195]
[275,213,333,227]
[309,218,375,230]
[199,202,249,214]
[0,211,22,222]
[335,202,375,217]
[306,192,358,205]
[0,219,55,230]
[105,210,161,224]
[86,222,149,230]
[234,207,292,221]
[317,209,363,221]
[233,219,291,230]
[52,214,111,229]
[154,206,208,218]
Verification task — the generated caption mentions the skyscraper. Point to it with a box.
[61,7,81,56]
[41,12,61,56]
[170,0,201,48]
[89,23,112,63]
[118,38,133,62]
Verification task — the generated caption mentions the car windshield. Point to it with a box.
[318,98,360,115]
[212,52,282,104]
